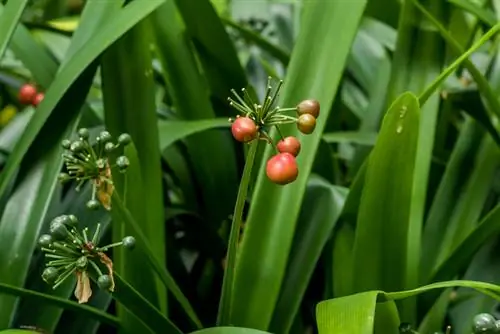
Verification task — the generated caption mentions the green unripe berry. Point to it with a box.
[97,274,113,290]
[61,139,71,149]
[57,214,74,227]
[118,133,131,146]
[76,256,88,269]
[473,313,496,333]
[86,199,100,210]
[38,234,52,248]
[99,131,112,143]
[49,218,69,240]
[42,267,59,283]
[67,214,78,226]
[70,140,85,153]
[116,156,130,171]
[77,128,89,140]
[104,142,115,153]
[122,236,136,250]
[58,173,70,183]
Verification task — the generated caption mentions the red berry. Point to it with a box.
[32,93,44,106]
[18,84,37,105]
[277,136,301,157]
[266,152,298,185]
[297,114,316,135]
[231,116,258,142]
[297,99,320,118]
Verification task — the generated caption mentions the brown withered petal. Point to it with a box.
[95,163,114,210]
[98,252,115,291]
[75,271,92,304]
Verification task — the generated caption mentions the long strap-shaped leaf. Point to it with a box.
[0,0,28,60]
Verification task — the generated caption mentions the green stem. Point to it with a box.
[0,282,119,326]
[217,139,260,326]
[111,190,202,329]
[419,21,500,106]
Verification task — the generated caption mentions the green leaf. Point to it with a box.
[158,119,231,150]
[351,93,420,307]
[0,282,119,327]
[190,328,271,334]
[322,132,378,146]
[231,0,367,329]
[0,0,166,200]
[447,0,496,27]
[270,177,348,333]
[0,0,28,60]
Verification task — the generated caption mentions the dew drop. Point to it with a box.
[396,124,403,134]
[399,106,407,118]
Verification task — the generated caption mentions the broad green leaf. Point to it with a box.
[0,282,119,327]
[447,0,496,26]
[101,14,165,330]
[351,93,420,312]
[191,328,271,334]
[270,177,348,333]
[0,0,28,60]
[158,119,231,151]
[322,132,377,146]
[231,0,367,329]
[316,291,399,334]
[0,0,165,200]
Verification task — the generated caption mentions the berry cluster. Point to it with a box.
[38,214,135,303]
[228,78,320,186]
[58,128,131,210]
[18,83,44,107]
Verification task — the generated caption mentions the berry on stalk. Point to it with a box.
[297,114,316,135]
[231,116,258,142]
[266,152,298,185]
[297,99,320,118]
[18,84,37,105]
[277,136,301,157]
[472,313,496,333]
[32,93,45,106]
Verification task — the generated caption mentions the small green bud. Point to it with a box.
[473,313,496,333]
[49,217,69,240]
[86,199,100,210]
[104,142,115,153]
[118,133,131,146]
[77,128,89,140]
[122,236,136,250]
[58,173,70,183]
[76,256,88,269]
[38,234,53,248]
[99,131,112,143]
[61,139,71,149]
[67,214,78,226]
[70,140,85,153]
[116,156,130,171]
[42,267,59,284]
[58,214,74,227]
[97,274,113,289]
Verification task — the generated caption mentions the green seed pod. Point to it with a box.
[104,142,115,153]
[473,313,496,333]
[122,236,136,250]
[86,199,100,210]
[70,140,85,153]
[116,156,130,171]
[77,128,89,140]
[38,234,53,248]
[97,274,113,290]
[61,139,72,149]
[99,131,112,143]
[49,218,69,240]
[118,133,131,146]
[67,214,78,226]
[76,256,88,269]
[42,267,59,284]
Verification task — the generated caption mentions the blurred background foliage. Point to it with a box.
[1,0,500,333]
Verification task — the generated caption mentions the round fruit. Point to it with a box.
[116,156,130,171]
[86,199,100,210]
[38,234,53,248]
[61,139,72,149]
[266,152,298,185]
[97,274,113,289]
[32,93,44,106]
[277,136,301,157]
[472,313,496,333]
[49,219,69,240]
[78,128,89,139]
[231,117,258,142]
[42,267,59,284]
[122,236,136,250]
[297,99,320,118]
[118,133,131,146]
[99,131,112,143]
[297,114,316,135]
[18,84,37,105]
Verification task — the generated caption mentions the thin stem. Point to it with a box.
[419,21,500,105]
[217,139,260,326]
